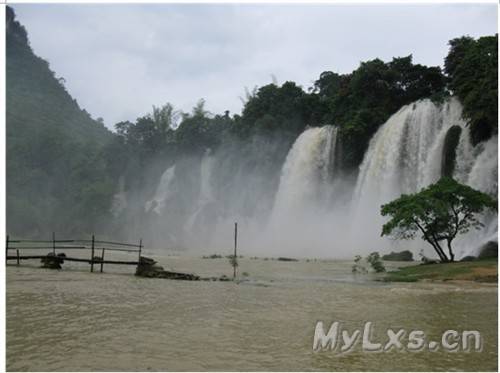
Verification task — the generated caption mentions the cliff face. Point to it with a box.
[6,6,115,236]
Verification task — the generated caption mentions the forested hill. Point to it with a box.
[6,7,115,236]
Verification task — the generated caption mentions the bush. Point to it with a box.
[352,255,367,274]
[366,252,386,273]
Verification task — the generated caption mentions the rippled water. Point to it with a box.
[6,256,498,371]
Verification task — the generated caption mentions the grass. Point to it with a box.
[384,259,498,283]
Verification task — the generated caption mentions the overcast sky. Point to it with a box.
[13,3,497,129]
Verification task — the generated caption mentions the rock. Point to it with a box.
[41,252,63,269]
[382,250,414,261]
[478,241,498,259]
[139,256,157,266]
[277,257,299,262]
[421,259,438,265]
[157,271,200,280]
[441,125,462,177]
[135,256,199,280]
[460,255,476,262]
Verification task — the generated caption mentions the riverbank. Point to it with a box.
[384,259,498,283]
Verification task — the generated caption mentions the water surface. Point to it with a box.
[6,256,497,371]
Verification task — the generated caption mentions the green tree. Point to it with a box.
[381,178,497,262]
[151,103,178,144]
[444,35,498,144]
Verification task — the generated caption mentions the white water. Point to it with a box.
[458,136,498,256]
[270,126,337,223]
[126,97,496,259]
[352,97,497,258]
[144,165,176,215]
[257,126,347,256]
[110,176,127,217]
[182,150,218,246]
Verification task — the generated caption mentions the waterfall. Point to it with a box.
[271,126,338,220]
[131,96,495,259]
[110,176,127,217]
[352,97,497,257]
[354,98,467,204]
[263,125,342,256]
[457,136,498,256]
[144,165,176,215]
[183,150,216,235]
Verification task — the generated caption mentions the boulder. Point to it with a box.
[460,255,477,262]
[135,256,200,280]
[478,241,498,259]
[382,250,414,261]
[41,252,63,269]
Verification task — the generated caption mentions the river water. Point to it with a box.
[6,256,497,371]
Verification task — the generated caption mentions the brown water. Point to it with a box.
[6,255,498,371]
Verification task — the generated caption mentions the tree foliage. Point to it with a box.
[381,178,497,262]
[445,35,498,144]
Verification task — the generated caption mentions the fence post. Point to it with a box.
[100,248,105,273]
[16,249,20,266]
[6,234,9,264]
[90,235,95,273]
[138,239,142,267]
[52,232,56,255]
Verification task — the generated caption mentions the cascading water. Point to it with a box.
[352,97,497,257]
[110,176,127,217]
[270,126,338,221]
[183,150,217,243]
[260,125,347,256]
[354,98,467,204]
[123,96,496,259]
[185,150,216,228]
[456,136,498,256]
[144,165,176,215]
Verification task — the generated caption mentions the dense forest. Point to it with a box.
[6,6,498,239]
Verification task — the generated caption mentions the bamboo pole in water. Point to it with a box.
[90,235,95,273]
[52,232,56,254]
[138,239,143,272]
[233,222,238,280]
[100,248,105,273]
[6,235,9,265]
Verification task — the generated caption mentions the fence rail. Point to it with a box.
[6,233,143,273]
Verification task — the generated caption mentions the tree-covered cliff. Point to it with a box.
[6,7,116,236]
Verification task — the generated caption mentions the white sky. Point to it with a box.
[12,3,498,129]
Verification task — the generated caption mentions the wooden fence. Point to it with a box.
[6,233,142,273]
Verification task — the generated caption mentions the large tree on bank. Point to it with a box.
[381,178,497,262]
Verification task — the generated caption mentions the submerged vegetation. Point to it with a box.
[351,253,385,273]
